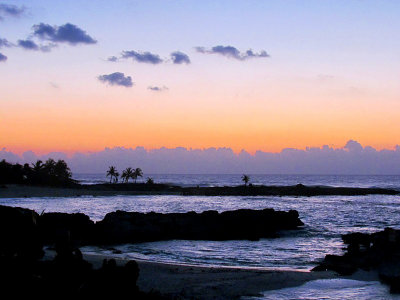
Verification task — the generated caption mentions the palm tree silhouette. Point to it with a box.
[106,166,117,183]
[241,174,250,186]
[132,168,143,183]
[121,167,134,183]
[121,170,128,183]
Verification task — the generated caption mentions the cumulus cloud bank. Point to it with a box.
[1,140,400,175]
[170,51,190,64]
[98,72,133,87]
[121,50,163,64]
[32,23,97,45]
[0,3,25,20]
[196,45,269,60]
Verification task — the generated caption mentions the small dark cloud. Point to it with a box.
[170,51,190,64]
[98,72,133,87]
[121,50,163,64]
[49,82,59,89]
[0,3,25,20]
[0,52,7,62]
[18,39,39,51]
[107,56,118,62]
[0,37,11,48]
[148,85,168,92]
[32,23,97,45]
[17,39,56,52]
[196,45,269,61]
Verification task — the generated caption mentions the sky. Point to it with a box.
[1,0,400,158]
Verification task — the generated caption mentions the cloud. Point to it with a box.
[0,37,11,48]
[98,72,133,87]
[17,39,39,51]
[32,23,97,45]
[170,51,190,64]
[0,3,25,20]
[107,56,118,62]
[121,50,163,64]
[2,140,400,175]
[196,45,269,61]
[0,52,6,62]
[148,86,168,92]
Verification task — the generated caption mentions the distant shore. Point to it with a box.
[0,183,398,198]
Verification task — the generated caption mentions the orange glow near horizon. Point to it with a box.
[2,90,400,155]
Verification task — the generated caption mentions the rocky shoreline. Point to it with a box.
[312,228,400,294]
[1,183,398,198]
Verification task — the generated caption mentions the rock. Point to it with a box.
[95,208,304,244]
[0,205,43,259]
[313,228,400,293]
[39,212,95,245]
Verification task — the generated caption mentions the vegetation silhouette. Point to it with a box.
[106,166,118,183]
[0,158,74,186]
[133,168,143,183]
[241,174,250,186]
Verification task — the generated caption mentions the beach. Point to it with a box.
[57,251,338,299]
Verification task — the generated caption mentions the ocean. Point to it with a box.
[1,174,399,299]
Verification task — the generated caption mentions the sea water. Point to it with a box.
[1,174,399,298]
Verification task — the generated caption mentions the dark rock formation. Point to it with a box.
[313,228,400,293]
[0,205,43,259]
[1,205,304,246]
[180,184,399,196]
[39,212,95,244]
[0,205,160,298]
[95,208,304,244]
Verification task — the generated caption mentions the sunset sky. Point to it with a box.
[1,0,400,155]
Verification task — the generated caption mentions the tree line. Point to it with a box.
[106,166,152,184]
[0,159,73,186]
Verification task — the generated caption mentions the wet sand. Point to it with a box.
[80,253,336,299]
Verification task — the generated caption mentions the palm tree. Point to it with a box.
[146,177,154,185]
[106,166,117,183]
[132,168,143,183]
[121,167,134,183]
[241,174,250,186]
[121,170,128,183]
[114,171,119,183]
[32,160,44,172]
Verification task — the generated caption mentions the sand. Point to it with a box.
[77,253,336,299]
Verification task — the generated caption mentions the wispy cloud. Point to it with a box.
[0,37,12,48]
[0,52,7,62]
[170,51,190,64]
[0,3,25,20]
[148,85,168,92]
[121,50,163,64]
[32,23,97,45]
[98,72,133,87]
[107,56,118,62]
[196,45,269,61]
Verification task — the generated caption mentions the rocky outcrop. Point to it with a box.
[0,205,43,259]
[95,208,304,244]
[1,205,304,245]
[312,228,400,293]
[39,212,95,244]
